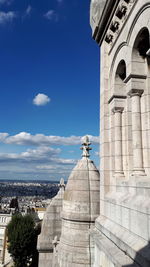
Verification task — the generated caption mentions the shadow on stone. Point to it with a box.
[123,241,150,267]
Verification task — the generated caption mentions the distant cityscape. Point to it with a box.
[0,179,60,198]
[0,179,62,266]
[0,179,61,214]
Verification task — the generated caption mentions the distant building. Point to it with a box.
[0,213,12,267]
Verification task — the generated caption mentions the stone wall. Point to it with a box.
[90,0,150,266]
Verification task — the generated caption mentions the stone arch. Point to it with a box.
[109,44,128,98]
[127,4,150,48]
[132,28,149,58]
[110,4,150,81]
[132,27,149,76]
[110,43,128,86]
[127,4,150,76]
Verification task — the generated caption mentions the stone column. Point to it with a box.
[112,107,124,177]
[128,89,145,175]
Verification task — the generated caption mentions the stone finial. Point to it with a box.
[80,136,92,158]
[52,236,59,253]
[58,178,65,189]
[52,236,58,247]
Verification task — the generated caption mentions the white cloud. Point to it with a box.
[0,0,13,5]
[25,5,32,16]
[0,146,61,164]
[3,132,99,146]
[33,93,50,106]
[0,11,16,24]
[44,10,58,22]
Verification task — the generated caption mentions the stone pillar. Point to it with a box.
[128,89,145,175]
[112,107,124,177]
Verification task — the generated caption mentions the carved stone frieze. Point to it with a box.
[90,0,136,46]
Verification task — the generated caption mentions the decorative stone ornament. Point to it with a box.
[105,34,113,44]
[80,135,92,157]
[58,178,65,189]
[110,21,120,33]
[116,5,127,19]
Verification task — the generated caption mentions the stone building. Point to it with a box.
[0,213,12,267]
[90,0,150,266]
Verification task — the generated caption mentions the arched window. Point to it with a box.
[116,60,126,80]
[114,60,126,95]
[133,28,149,59]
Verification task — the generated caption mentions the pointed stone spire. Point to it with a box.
[80,135,92,158]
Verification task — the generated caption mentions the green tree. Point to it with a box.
[7,214,39,267]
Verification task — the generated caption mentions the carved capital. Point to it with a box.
[127,89,144,97]
[112,107,124,113]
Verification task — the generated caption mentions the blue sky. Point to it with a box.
[0,0,99,181]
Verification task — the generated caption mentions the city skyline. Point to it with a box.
[0,0,99,180]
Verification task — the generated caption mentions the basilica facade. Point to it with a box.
[90,0,150,266]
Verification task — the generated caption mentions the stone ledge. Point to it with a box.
[95,215,150,267]
[91,227,139,267]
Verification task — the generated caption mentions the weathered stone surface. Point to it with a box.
[37,185,64,267]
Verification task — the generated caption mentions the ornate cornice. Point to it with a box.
[90,0,136,46]
[90,0,120,45]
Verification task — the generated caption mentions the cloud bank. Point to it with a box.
[0,132,99,180]
[0,132,99,146]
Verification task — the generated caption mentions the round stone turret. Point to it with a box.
[58,136,100,267]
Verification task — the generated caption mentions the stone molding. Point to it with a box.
[90,0,136,45]
[124,74,147,83]
[108,94,126,104]
[90,0,119,44]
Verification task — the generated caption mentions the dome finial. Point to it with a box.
[58,178,65,189]
[80,135,92,158]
